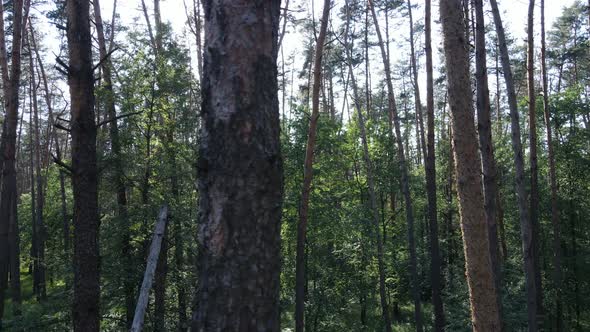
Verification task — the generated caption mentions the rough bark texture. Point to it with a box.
[489,1,539,330]
[474,0,502,311]
[424,0,445,329]
[367,1,422,330]
[295,1,331,331]
[440,0,502,330]
[540,0,562,329]
[67,0,100,330]
[527,1,543,328]
[0,0,26,323]
[190,1,283,330]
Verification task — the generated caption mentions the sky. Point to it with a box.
[32,0,579,121]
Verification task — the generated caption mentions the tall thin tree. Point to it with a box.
[474,0,502,301]
[540,0,562,329]
[527,1,544,328]
[367,1,423,330]
[489,1,539,330]
[295,1,331,331]
[425,0,445,329]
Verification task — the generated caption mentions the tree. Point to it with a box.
[440,0,502,330]
[66,0,100,330]
[367,1,423,329]
[424,0,445,329]
[489,0,539,329]
[474,0,501,300]
[296,1,331,331]
[190,0,283,330]
[93,0,133,326]
[541,0,562,329]
[0,0,29,323]
[527,1,543,329]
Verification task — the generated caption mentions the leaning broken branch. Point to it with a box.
[130,205,169,332]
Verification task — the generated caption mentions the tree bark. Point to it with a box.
[474,0,502,313]
[540,0,562,329]
[425,0,445,329]
[295,1,331,331]
[190,1,283,330]
[367,1,423,330]
[0,0,27,322]
[66,0,100,330]
[489,1,539,330]
[440,0,502,330]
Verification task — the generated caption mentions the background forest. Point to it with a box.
[0,0,589,331]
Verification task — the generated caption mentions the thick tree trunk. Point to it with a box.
[540,0,562,329]
[0,0,27,322]
[66,0,100,330]
[474,0,502,313]
[367,1,422,330]
[527,1,544,329]
[440,0,502,330]
[489,1,539,330]
[424,0,445,329]
[295,1,331,331]
[190,1,283,330]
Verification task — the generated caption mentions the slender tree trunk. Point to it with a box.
[30,22,69,259]
[440,0,502,330]
[425,0,445,329]
[408,0,427,164]
[348,60,393,332]
[29,47,47,300]
[66,0,100,329]
[474,0,502,314]
[93,0,133,326]
[367,1,422,330]
[540,0,562,329]
[489,1,539,330]
[192,0,203,81]
[296,1,331,331]
[29,89,39,297]
[190,1,283,330]
[527,2,544,328]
